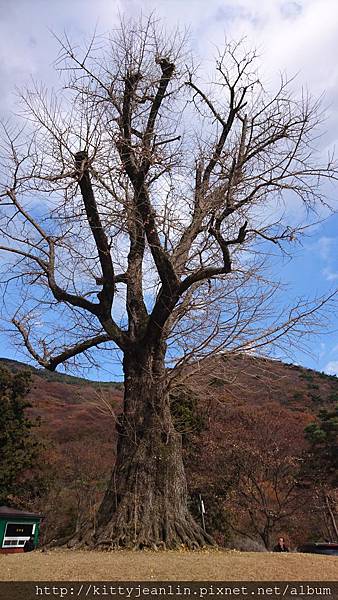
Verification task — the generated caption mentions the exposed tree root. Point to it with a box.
[89,507,215,550]
[63,510,215,551]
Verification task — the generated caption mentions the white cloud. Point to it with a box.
[0,0,122,115]
[312,236,338,283]
[0,1,337,94]
[324,360,338,375]
[318,237,335,261]
[322,267,338,282]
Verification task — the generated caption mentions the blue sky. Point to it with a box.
[0,0,338,380]
[276,214,338,374]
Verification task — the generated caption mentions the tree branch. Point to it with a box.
[12,317,112,371]
[74,151,115,315]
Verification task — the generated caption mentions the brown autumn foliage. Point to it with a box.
[2,353,337,549]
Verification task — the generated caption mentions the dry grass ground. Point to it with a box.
[0,549,337,581]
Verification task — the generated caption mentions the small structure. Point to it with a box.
[0,506,42,553]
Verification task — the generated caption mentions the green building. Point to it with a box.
[0,506,42,553]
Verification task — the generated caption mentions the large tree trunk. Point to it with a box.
[90,344,213,549]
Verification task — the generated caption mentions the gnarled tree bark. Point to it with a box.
[81,344,213,549]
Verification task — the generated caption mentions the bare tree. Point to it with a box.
[0,17,337,549]
[224,412,306,550]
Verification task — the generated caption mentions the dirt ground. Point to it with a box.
[0,549,337,581]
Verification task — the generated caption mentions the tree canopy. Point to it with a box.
[305,405,338,485]
[0,367,41,505]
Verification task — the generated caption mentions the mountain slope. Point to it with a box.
[1,354,337,548]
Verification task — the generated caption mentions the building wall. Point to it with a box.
[0,519,6,547]
[0,517,41,553]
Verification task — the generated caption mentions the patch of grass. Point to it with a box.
[300,372,314,382]
[2,549,338,581]
[318,371,337,381]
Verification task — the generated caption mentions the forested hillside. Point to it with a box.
[1,355,337,550]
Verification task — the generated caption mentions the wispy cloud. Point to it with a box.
[314,236,338,282]
[323,267,338,282]
[324,360,338,375]
[318,237,335,261]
